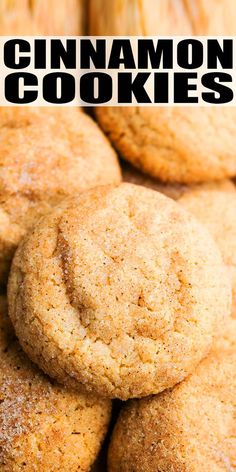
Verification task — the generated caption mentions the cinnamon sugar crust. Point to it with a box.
[8,183,231,399]
[0,107,121,283]
[108,318,236,471]
[0,295,111,471]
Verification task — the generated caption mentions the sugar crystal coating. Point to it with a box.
[0,296,111,471]
[8,183,231,399]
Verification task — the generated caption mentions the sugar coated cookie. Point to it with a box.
[0,295,111,471]
[8,183,231,400]
[0,107,120,283]
[108,318,236,472]
[90,0,236,183]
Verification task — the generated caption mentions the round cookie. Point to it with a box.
[108,319,236,472]
[90,0,236,183]
[122,162,236,200]
[0,296,111,472]
[8,183,231,400]
[0,107,120,283]
[179,188,236,318]
[0,0,84,35]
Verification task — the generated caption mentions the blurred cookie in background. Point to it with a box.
[0,0,85,35]
[122,161,236,200]
[0,107,121,283]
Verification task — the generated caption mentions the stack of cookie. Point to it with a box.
[1,1,236,471]
[0,3,117,470]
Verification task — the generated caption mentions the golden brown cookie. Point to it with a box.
[179,188,236,318]
[0,295,111,472]
[122,162,236,200]
[90,0,236,183]
[0,0,84,35]
[0,107,120,283]
[8,183,231,400]
[108,318,236,472]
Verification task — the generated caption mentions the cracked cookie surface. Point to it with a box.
[0,296,111,472]
[90,0,236,183]
[0,107,120,283]
[108,318,236,472]
[8,183,231,399]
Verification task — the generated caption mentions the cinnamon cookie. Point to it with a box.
[123,162,236,200]
[108,319,236,472]
[0,0,84,35]
[0,107,120,283]
[90,0,236,183]
[0,296,111,472]
[8,184,231,400]
[179,188,236,318]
